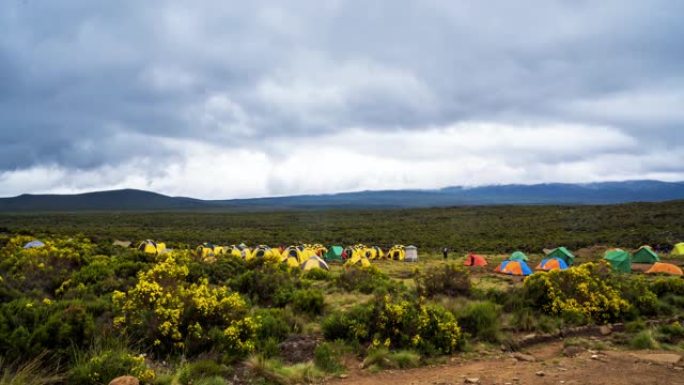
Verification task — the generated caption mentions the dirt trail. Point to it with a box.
[327,342,684,385]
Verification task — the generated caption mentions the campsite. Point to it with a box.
[0,201,683,385]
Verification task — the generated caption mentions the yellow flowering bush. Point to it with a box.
[113,254,258,357]
[523,262,630,323]
[322,294,462,355]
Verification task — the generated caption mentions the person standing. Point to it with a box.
[442,247,449,260]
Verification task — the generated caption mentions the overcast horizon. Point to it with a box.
[2,1,683,199]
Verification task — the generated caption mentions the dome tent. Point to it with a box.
[23,240,45,249]
[672,243,684,257]
[301,256,330,271]
[632,245,660,264]
[536,257,569,271]
[508,251,529,262]
[604,249,632,273]
[645,262,683,276]
[464,253,487,267]
[495,260,532,276]
[324,245,344,262]
[546,247,575,266]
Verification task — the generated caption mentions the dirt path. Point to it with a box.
[327,342,684,385]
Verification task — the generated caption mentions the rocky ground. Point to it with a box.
[327,341,683,385]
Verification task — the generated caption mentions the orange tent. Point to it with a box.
[464,253,487,266]
[494,260,532,276]
[645,262,683,276]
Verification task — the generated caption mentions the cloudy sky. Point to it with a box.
[1,1,683,198]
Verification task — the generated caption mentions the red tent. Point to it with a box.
[464,253,487,266]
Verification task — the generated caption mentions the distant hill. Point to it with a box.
[0,189,208,211]
[0,180,683,212]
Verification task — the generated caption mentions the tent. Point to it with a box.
[284,255,300,268]
[632,245,660,264]
[324,246,344,262]
[282,246,304,264]
[301,256,330,271]
[645,262,683,276]
[604,249,632,273]
[464,253,487,267]
[509,251,529,262]
[405,245,418,262]
[345,253,371,268]
[138,240,166,255]
[495,260,532,276]
[196,242,217,258]
[672,243,684,257]
[388,245,405,261]
[112,240,132,248]
[23,240,45,249]
[547,247,575,266]
[536,257,569,271]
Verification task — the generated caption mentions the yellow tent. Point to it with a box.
[282,246,304,264]
[196,243,217,258]
[345,253,371,268]
[252,245,280,263]
[672,243,684,257]
[138,240,166,255]
[388,245,405,261]
[301,256,330,271]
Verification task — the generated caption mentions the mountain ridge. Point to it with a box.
[1,180,683,212]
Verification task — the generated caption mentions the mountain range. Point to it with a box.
[0,180,682,212]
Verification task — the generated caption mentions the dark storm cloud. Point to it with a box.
[0,0,683,195]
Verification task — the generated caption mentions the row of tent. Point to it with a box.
[478,245,683,277]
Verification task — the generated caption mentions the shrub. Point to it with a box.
[456,301,501,342]
[112,255,258,358]
[522,262,630,324]
[291,289,325,316]
[246,355,324,385]
[336,266,393,294]
[303,268,331,281]
[177,359,231,385]
[362,348,421,370]
[322,294,462,355]
[629,330,659,350]
[0,355,63,385]
[68,346,155,385]
[649,277,684,297]
[230,261,302,307]
[657,321,684,344]
[415,264,470,298]
[313,341,346,374]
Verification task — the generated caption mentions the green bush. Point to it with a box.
[313,341,346,374]
[230,261,303,307]
[657,321,684,344]
[322,294,462,355]
[456,301,501,342]
[522,262,630,324]
[291,289,325,316]
[629,330,659,350]
[336,266,393,294]
[650,277,684,297]
[362,348,421,370]
[415,264,470,298]
[177,359,231,385]
[303,268,331,281]
[68,346,155,385]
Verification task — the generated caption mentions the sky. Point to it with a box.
[1,1,683,199]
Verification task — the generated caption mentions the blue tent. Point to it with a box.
[23,240,45,249]
[536,257,569,271]
[495,260,533,276]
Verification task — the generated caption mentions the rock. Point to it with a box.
[632,353,682,366]
[563,346,584,357]
[464,378,480,384]
[599,325,612,336]
[591,354,599,360]
[108,376,139,385]
[338,374,348,379]
[535,371,545,377]
[511,352,536,362]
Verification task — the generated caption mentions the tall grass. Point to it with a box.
[0,355,63,385]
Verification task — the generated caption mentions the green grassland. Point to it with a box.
[0,200,682,253]
[0,201,683,385]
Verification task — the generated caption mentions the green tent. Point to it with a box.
[324,245,344,262]
[632,246,660,264]
[547,247,575,266]
[509,251,529,262]
[604,249,632,273]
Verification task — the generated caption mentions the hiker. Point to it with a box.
[442,247,449,260]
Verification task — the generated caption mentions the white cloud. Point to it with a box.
[2,122,681,199]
